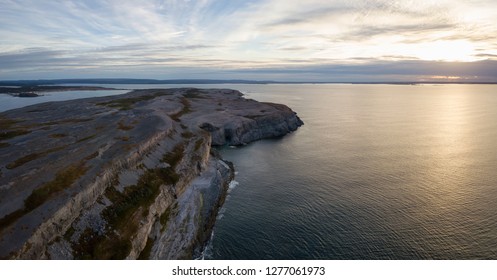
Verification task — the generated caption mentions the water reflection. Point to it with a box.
[210,84,497,259]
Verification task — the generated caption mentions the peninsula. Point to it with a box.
[0,85,118,97]
[0,88,303,259]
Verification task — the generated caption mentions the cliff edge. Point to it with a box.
[0,88,303,259]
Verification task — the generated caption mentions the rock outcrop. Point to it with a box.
[0,88,302,259]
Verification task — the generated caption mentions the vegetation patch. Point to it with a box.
[183,89,206,99]
[49,133,67,138]
[63,225,76,242]
[123,143,138,152]
[84,151,99,161]
[6,145,67,169]
[24,161,88,210]
[42,118,93,126]
[0,117,32,140]
[0,161,88,231]
[96,92,168,111]
[0,129,30,141]
[97,97,148,110]
[0,117,20,130]
[117,120,133,131]
[244,114,264,120]
[138,237,154,260]
[159,207,171,230]
[181,131,194,139]
[161,143,185,168]
[115,136,130,142]
[0,209,25,232]
[75,162,181,259]
[26,109,45,113]
[170,98,191,121]
[159,203,178,232]
[76,134,96,143]
[194,138,204,151]
[72,228,117,260]
[0,142,9,148]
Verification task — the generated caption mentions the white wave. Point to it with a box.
[229,180,239,189]
[197,230,215,260]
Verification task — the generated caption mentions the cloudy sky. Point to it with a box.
[1,0,497,82]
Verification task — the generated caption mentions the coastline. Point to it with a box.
[0,88,302,259]
[0,85,119,98]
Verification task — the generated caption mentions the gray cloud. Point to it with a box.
[2,46,497,82]
[0,49,70,68]
[0,47,184,72]
[341,23,456,41]
[476,53,497,58]
[262,6,354,28]
[219,60,497,82]
[88,43,217,55]
[1,0,497,82]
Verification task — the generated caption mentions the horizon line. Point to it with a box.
[1,78,497,86]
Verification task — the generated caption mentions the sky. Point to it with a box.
[1,0,497,82]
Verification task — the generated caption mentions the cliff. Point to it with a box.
[0,88,303,259]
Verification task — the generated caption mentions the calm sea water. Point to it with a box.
[204,84,497,260]
[2,83,497,259]
[0,89,129,112]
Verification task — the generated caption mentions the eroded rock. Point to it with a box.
[0,88,302,259]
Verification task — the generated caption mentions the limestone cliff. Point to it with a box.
[0,88,302,259]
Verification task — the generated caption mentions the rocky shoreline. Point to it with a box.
[0,88,303,259]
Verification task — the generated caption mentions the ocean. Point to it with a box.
[2,83,497,259]
[204,84,497,259]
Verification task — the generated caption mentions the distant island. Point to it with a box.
[0,88,303,259]
[0,85,118,97]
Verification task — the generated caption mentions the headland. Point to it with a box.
[0,88,302,259]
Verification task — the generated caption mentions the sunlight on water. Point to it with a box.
[206,84,497,259]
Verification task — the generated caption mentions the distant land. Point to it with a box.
[0,79,274,86]
[0,85,117,97]
[1,79,497,87]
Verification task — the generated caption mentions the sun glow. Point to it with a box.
[430,76,462,80]
[414,40,476,62]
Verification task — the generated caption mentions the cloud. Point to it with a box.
[2,47,496,83]
[0,48,71,68]
[0,0,497,81]
[261,5,354,28]
[340,23,457,42]
[476,53,497,58]
[221,60,497,82]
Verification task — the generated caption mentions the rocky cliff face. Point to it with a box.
[0,88,302,259]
